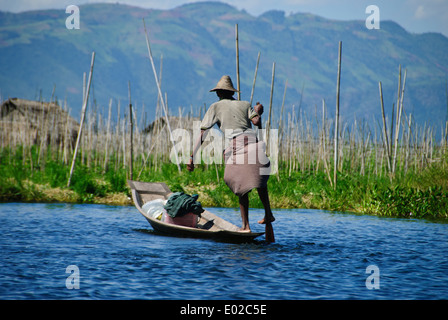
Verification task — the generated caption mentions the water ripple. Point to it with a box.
[0,203,447,299]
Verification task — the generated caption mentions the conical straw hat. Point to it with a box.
[210,75,239,92]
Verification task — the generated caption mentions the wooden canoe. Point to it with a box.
[128,180,264,242]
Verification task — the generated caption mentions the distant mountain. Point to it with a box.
[1,2,447,127]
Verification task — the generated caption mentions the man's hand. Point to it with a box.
[251,102,263,128]
[187,157,194,172]
[254,102,264,116]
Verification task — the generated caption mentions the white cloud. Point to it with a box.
[414,5,427,19]
[406,0,448,35]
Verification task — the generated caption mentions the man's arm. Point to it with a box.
[251,102,264,128]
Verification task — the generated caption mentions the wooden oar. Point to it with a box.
[265,221,275,243]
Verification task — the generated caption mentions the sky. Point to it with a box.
[0,0,447,37]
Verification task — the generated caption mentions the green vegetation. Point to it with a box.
[1,145,447,220]
[0,146,128,204]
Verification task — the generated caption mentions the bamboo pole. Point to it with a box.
[389,103,395,160]
[279,79,287,135]
[405,113,412,174]
[278,78,288,157]
[334,41,342,190]
[266,62,275,152]
[250,52,260,106]
[115,100,121,171]
[156,54,163,120]
[142,18,181,172]
[154,58,163,172]
[122,116,126,168]
[251,52,261,141]
[82,72,86,107]
[128,81,134,180]
[379,81,391,171]
[103,98,112,172]
[133,102,141,169]
[235,24,240,101]
[67,51,95,187]
[320,98,333,185]
[62,106,70,165]
[395,65,402,135]
[392,68,407,174]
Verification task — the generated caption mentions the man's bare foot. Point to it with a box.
[239,227,252,233]
[258,215,275,224]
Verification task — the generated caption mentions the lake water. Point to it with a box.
[0,202,447,300]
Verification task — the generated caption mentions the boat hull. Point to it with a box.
[128,180,264,243]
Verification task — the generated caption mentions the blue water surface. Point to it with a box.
[0,202,447,300]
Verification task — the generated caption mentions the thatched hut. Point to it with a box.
[143,115,201,135]
[0,98,80,148]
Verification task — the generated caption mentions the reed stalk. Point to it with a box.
[392,68,407,174]
[128,81,134,180]
[68,51,95,187]
[379,81,391,172]
[266,62,275,152]
[334,41,342,189]
[250,52,260,106]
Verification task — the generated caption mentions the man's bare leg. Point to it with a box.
[256,187,275,224]
[239,193,251,231]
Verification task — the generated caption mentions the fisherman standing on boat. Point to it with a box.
[187,75,275,232]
